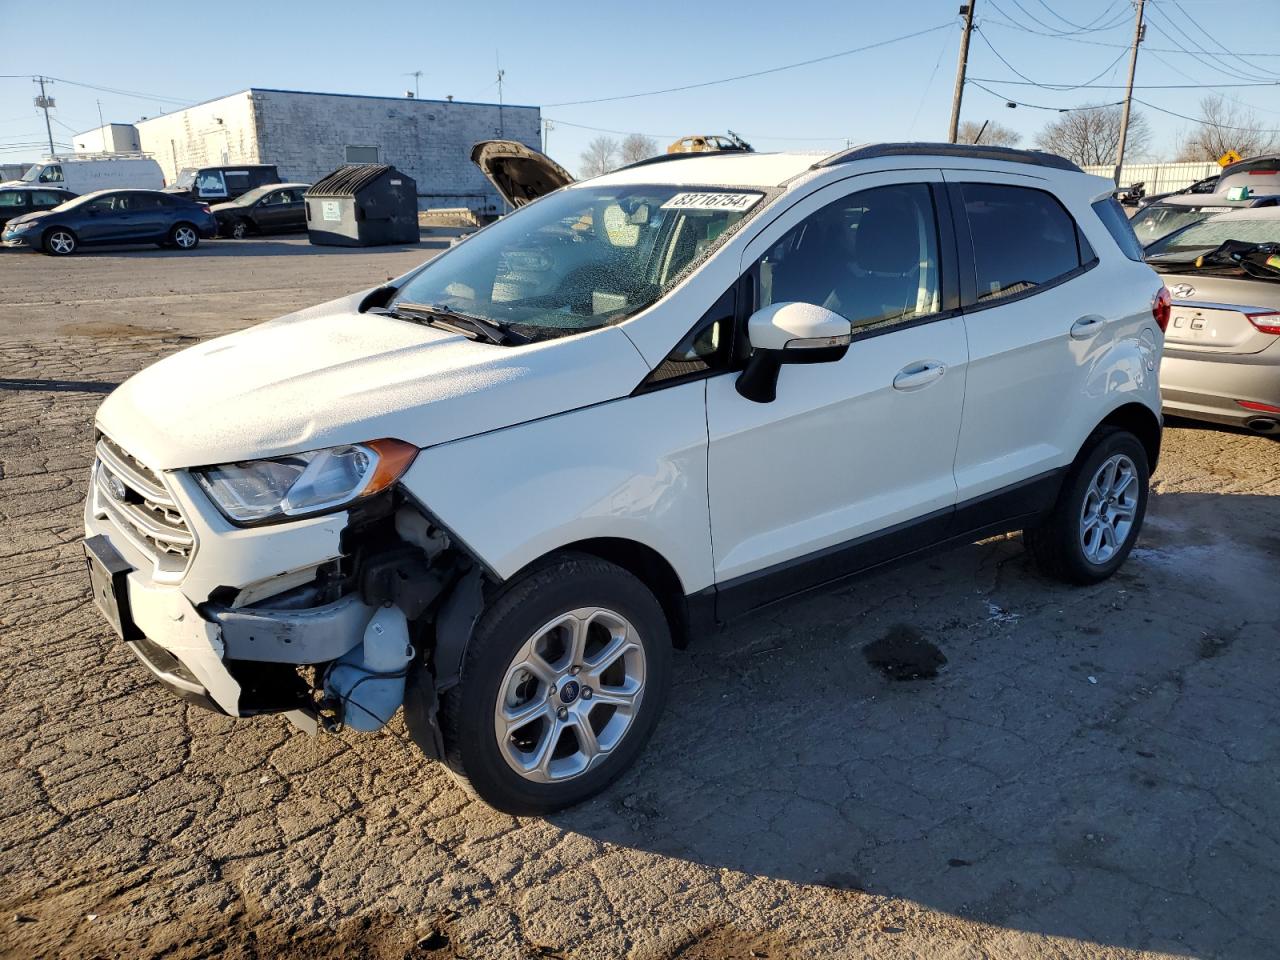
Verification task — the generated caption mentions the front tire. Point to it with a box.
[169,222,199,250]
[43,228,77,256]
[439,554,672,814]
[230,218,250,240]
[1024,427,1149,584]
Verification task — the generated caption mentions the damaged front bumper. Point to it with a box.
[83,448,476,749]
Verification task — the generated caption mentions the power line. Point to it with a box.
[1031,0,1125,32]
[975,26,1130,90]
[981,16,1280,57]
[1144,47,1280,116]
[966,78,1123,111]
[968,74,1280,89]
[1005,0,1130,35]
[543,22,953,107]
[1133,96,1280,133]
[1164,0,1280,79]
[1142,7,1273,84]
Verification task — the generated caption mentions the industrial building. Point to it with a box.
[80,88,542,216]
[73,123,142,155]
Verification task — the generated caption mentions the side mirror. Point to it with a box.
[735,301,851,403]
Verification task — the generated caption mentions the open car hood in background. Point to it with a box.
[471,140,575,207]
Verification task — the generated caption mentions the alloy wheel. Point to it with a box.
[232,220,248,239]
[1079,453,1139,565]
[174,226,198,248]
[48,231,75,254]
[494,606,646,783]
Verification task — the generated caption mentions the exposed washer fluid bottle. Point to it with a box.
[324,605,414,732]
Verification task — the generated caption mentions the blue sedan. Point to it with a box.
[2,189,218,255]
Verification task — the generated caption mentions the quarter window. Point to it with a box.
[0,192,24,207]
[752,183,942,333]
[961,184,1085,302]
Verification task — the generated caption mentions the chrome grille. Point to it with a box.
[94,435,194,574]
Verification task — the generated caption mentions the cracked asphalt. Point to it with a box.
[1,239,1278,959]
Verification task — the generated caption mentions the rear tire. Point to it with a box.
[43,228,76,256]
[438,553,672,814]
[1023,427,1149,584]
[169,222,199,250]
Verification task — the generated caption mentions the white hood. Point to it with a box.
[95,291,650,470]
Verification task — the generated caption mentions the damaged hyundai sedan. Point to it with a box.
[84,143,1165,813]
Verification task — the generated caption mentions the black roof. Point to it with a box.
[814,142,1082,173]
[306,164,396,197]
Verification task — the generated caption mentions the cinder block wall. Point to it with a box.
[135,92,261,183]
[253,90,540,214]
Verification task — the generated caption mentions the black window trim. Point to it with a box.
[947,181,1099,315]
[636,179,964,394]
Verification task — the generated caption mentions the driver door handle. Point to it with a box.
[1070,314,1105,340]
[892,361,946,391]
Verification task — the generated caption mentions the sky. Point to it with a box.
[3,0,1280,175]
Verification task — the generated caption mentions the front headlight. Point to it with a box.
[9,221,32,233]
[193,439,417,524]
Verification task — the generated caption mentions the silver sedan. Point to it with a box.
[1146,208,1280,434]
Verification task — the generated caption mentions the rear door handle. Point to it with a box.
[892,361,946,391]
[1070,314,1105,340]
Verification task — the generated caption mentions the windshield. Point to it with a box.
[231,185,273,205]
[20,164,61,183]
[1131,204,1219,245]
[392,185,765,339]
[1147,217,1280,256]
[173,168,198,188]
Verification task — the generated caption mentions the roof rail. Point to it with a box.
[813,142,1082,173]
[612,149,758,174]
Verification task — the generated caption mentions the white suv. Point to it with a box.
[84,143,1167,813]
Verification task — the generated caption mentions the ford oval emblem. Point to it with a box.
[1171,282,1196,299]
[103,468,128,502]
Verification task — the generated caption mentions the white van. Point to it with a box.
[3,155,164,194]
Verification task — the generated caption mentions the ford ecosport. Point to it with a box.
[84,143,1167,813]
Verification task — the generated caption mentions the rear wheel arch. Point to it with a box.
[1095,402,1162,472]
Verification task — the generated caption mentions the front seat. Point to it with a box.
[845,201,924,324]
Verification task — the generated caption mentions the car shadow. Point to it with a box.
[6,236,450,259]
[554,491,1280,956]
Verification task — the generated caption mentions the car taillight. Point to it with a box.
[199,203,211,214]
[1152,286,1171,332]
[1244,309,1280,335]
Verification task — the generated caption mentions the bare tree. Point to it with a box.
[956,120,1021,147]
[1175,95,1279,161]
[619,133,659,166]
[579,136,620,177]
[1034,104,1150,166]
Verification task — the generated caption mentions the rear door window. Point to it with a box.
[960,184,1085,303]
[224,171,251,195]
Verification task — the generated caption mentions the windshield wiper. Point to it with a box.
[378,301,526,345]
[1154,240,1280,281]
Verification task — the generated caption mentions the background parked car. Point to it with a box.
[1146,207,1280,433]
[1130,155,1280,244]
[0,155,164,193]
[213,183,310,238]
[164,164,281,204]
[0,185,77,228]
[2,189,217,255]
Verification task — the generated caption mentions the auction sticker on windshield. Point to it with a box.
[661,192,763,212]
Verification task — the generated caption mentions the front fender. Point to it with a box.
[403,379,714,597]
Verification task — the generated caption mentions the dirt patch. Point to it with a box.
[664,925,791,960]
[58,320,179,339]
[863,624,947,680]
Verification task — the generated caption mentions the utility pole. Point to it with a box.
[947,2,977,143]
[404,70,422,99]
[96,99,105,132]
[1113,0,1145,186]
[496,63,506,137]
[542,118,554,153]
[34,76,56,157]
